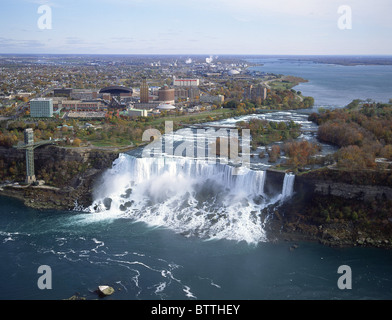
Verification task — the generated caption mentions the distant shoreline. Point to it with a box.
[245,55,392,66]
[1,53,392,66]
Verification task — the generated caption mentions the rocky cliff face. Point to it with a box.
[295,171,392,202]
[263,168,392,248]
[0,145,119,210]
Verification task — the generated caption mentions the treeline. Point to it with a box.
[262,89,314,110]
[309,100,392,169]
[236,117,321,168]
[236,118,301,150]
[222,89,314,111]
[0,117,154,149]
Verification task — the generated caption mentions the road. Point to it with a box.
[13,86,56,118]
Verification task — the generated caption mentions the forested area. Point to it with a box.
[309,100,392,170]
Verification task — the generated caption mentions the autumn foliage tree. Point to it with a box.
[334,145,376,169]
[309,100,392,170]
[267,145,281,163]
[283,140,321,169]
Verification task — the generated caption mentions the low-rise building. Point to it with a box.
[127,108,148,117]
[173,77,200,87]
[199,94,224,104]
[70,89,98,100]
[53,99,107,112]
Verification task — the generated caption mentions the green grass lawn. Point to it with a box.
[148,108,234,126]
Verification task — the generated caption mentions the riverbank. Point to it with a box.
[263,168,392,249]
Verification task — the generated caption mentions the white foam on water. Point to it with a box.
[85,153,295,244]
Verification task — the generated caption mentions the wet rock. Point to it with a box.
[103,197,112,210]
[97,285,115,297]
[119,201,133,211]
[65,294,86,300]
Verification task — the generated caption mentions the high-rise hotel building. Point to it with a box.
[140,78,149,103]
[30,98,53,118]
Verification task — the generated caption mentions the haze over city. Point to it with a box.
[1,0,392,55]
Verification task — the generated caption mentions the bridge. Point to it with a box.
[13,128,57,184]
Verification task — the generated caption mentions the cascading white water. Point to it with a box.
[281,173,295,200]
[87,153,273,243]
[87,153,296,244]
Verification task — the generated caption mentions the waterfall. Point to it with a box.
[281,173,295,200]
[87,153,294,244]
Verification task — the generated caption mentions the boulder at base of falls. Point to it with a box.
[97,285,115,297]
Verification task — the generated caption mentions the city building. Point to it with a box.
[175,87,200,101]
[173,77,200,87]
[53,88,73,97]
[127,108,148,117]
[156,103,176,111]
[99,86,133,97]
[16,92,33,98]
[71,89,98,100]
[199,94,224,104]
[243,84,267,103]
[109,97,127,110]
[52,99,107,112]
[30,98,53,118]
[158,85,175,104]
[140,78,149,103]
[68,111,106,118]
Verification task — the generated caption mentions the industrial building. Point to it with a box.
[30,98,53,118]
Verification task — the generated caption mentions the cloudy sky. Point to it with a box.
[0,0,391,55]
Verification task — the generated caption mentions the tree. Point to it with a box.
[283,140,320,168]
[38,121,47,130]
[303,96,315,108]
[72,138,82,147]
[268,145,281,163]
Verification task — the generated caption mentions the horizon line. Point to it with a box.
[1,53,392,57]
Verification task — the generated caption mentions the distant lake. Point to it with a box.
[248,57,392,108]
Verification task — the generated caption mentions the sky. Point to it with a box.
[0,0,391,55]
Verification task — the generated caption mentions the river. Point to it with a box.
[247,57,392,108]
[1,57,392,300]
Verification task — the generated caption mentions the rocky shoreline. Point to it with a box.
[265,208,392,249]
[262,169,392,249]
